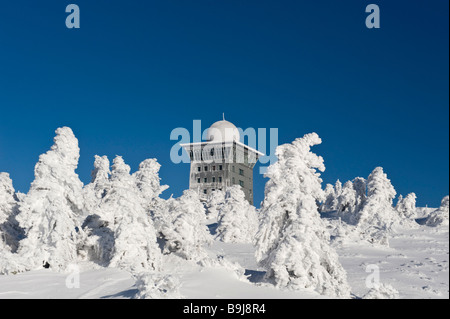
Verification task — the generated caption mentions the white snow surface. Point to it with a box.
[0,216,447,299]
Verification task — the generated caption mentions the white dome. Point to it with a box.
[206,120,240,142]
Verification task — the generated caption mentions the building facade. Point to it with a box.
[181,119,262,204]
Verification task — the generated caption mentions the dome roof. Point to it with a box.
[206,120,240,142]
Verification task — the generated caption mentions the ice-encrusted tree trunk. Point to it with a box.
[16,127,85,271]
[104,156,162,273]
[254,133,351,298]
[395,193,417,219]
[160,190,211,262]
[215,186,258,243]
[425,195,449,227]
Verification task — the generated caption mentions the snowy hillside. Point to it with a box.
[0,216,448,299]
[0,127,448,300]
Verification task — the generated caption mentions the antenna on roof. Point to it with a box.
[223,113,225,121]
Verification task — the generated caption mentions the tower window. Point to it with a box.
[212,165,216,171]
[219,165,223,171]
[212,177,216,183]
[239,169,244,176]
[197,166,201,172]
[218,177,222,183]
[203,189,207,194]
[204,178,208,183]
[204,166,208,171]
[197,178,200,183]
[232,177,235,183]
[239,180,244,187]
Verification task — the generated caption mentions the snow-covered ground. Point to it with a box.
[0,217,447,299]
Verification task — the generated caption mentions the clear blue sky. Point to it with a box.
[0,0,448,207]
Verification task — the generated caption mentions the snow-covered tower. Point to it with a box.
[181,117,263,204]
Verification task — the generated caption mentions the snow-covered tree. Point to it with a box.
[83,155,111,216]
[331,179,343,211]
[363,283,399,299]
[395,193,417,219]
[336,181,357,218]
[255,133,351,298]
[160,190,211,262]
[215,186,258,243]
[425,195,449,227]
[205,189,225,221]
[353,167,400,244]
[100,156,162,273]
[352,177,367,215]
[134,272,183,299]
[16,127,85,271]
[320,184,335,213]
[133,158,168,213]
[0,172,22,252]
[79,156,112,264]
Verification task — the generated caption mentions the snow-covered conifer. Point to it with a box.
[255,133,351,298]
[160,190,211,262]
[215,186,258,243]
[395,193,417,219]
[16,127,85,271]
[134,272,183,299]
[132,158,168,213]
[353,167,399,244]
[104,156,162,273]
[352,177,367,215]
[425,195,449,227]
[205,189,225,221]
[320,184,335,213]
[83,155,111,215]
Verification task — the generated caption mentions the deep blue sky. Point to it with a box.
[0,0,448,207]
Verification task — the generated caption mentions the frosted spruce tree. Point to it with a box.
[331,180,343,211]
[160,189,211,262]
[353,167,400,244]
[395,193,417,220]
[215,185,258,243]
[132,158,168,237]
[352,177,367,217]
[83,155,111,216]
[205,189,225,221]
[0,173,25,274]
[254,133,351,298]
[336,181,357,220]
[132,158,168,214]
[320,184,335,213]
[102,156,162,273]
[16,127,85,271]
[79,155,113,265]
[0,172,21,252]
[425,195,449,227]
